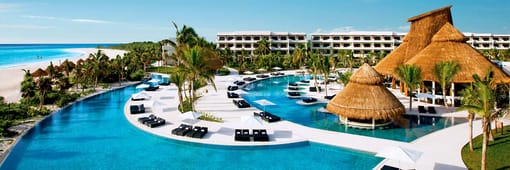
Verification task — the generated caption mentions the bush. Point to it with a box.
[0,119,13,137]
[178,99,192,113]
[198,112,223,123]
[216,67,230,76]
[129,69,145,81]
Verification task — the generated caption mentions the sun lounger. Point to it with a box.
[137,114,156,124]
[227,85,239,91]
[233,80,246,86]
[253,129,269,141]
[234,129,251,141]
[145,86,159,91]
[256,74,269,78]
[288,82,298,86]
[324,94,336,100]
[418,105,427,114]
[427,106,437,114]
[227,92,240,98]
[309,86,322,92]
[243,77,256,81]
[288,86,299,91]
[172,124,189,135]
[186,126,201,137]
[380,165,400,170]
[300,80,310,83]
[175,125,193,136]
[302,97,318,103]
[233,100,251,108]
[130,104,145,114]
[255,111,281,123]
[145,118,166,128]
[287,92,301,98]
[192,127,208,138]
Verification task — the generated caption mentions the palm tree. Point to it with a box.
[394,64,422,110]
[20,70,36,99]
[307,51,322,93]
[60,59,75,77]
[171,70,187,112]
[433,61,460,107]
[255,38,271,56]
[111,54,126,85]
[292,43,307,68]
[458,69,496,170]
[36,77,52,110]
[320,55,332,96]
[181,46,217,111]
[88,50,109,87]
[337,71,352,86]
[459,84,478,151]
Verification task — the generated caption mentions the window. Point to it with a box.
[312,43,320,48]
[323,36,330,40]
[281,44,287,48]
[383,44,391,48]
[254,37,260,41]
[343,36,350,40]
[353,36,360,40]
[227,37,234,41]
[228,44,234,48]
[384,36,391,41]
[354,44,360,47]
[298,36,305,40]
[244,44,251,48]
[333,36,340,40]
[343,43,351,47]
[363,44,371,47]
[271,36,278,40]
[374,37,381,41]
[312,36,320,40]
[236,44,242,48]
[333,43,340,47]
[394,37,401,40]
[236,37,242,41]
[374,44,381,47]
[219,37,225,41]
[245,37,251,40]
[281,37,287,40]
[363,37,370,40]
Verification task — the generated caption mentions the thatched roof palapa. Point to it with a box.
[326,63,405,120]
[31,68,48,77]
[375,6,453,76]
[405,23,510,83]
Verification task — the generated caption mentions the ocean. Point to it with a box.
[0,44,119,68]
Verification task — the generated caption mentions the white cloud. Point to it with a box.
[21,15,57,20]
[314,26,357,33]
[70,18,112,24]
[0,3,20,12]
[0,24,54,29]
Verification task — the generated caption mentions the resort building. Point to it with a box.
[216,31,509,57]
[216,31,307,55]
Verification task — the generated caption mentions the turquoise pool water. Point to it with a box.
[1,86,382,170]
[241,75,467,142]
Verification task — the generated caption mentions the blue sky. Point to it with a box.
[0,0,509,43]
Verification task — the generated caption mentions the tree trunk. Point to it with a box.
[481,117,488,170]
[409,91,413,111]
[468,113,474,151]
[443,88,448,107]
[39,90,45,110]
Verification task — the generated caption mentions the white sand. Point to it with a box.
[0,48,127,103]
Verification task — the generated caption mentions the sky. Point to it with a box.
[0,0,509,43]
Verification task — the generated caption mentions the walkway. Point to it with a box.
[123,67,507,169]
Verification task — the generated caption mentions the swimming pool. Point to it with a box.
[241,75,467,142]
[1,86,382,170]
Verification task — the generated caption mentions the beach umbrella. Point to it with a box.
[376,146,422,165]
[136,84,150,89]
[239,116,264,128]
[257,68,267,72]
[31,68,48,77]
[272,67,282,71]
[244,71,254,75]
[180,111,202,119]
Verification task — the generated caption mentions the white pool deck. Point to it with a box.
[123,69,509,170]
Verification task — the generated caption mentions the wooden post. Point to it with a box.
[391,77,396,89]
[432,82,436,105]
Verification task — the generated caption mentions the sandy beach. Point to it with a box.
[0,48,127,103]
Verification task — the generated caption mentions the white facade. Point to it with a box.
[216,31,307,55]
[310,31,405,57]
[216,31,510,57]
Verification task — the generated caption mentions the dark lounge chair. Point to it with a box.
[380,165,400,170]
[130,104,145,114]
[300,80,310,83]
[288,82,298,86]
[255,111,281,123]
[288,92,301,97]
[309,86,321,92]
[137,114,156,124]
[288,86,299,91]
[145,86,159,91]
[175,125,193,136]
[171,124,189,135]
[234,81,246,86]
[145,117,166,128]
[227,92,240,98]
[302,97,317,103]
[234,129,250,141]
[256,74,269,78]
[233,100,251,108]
[324,94,336,100]
[192,127,208,138]
[243,77,256,81]
[427,106,437,114]
[253,129,269,141]
[418,105,427,114]
[227,85,239,91]
[186,126,201,137]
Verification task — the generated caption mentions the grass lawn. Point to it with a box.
[461,125,510,170]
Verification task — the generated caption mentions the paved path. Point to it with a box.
[124,68,507,170]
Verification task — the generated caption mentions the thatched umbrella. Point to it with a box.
[406,23,510,83]
[375,6,453,79]
[31,68,48,77]
[326,63,405,128]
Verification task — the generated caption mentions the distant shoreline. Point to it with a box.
[0,48,127,103]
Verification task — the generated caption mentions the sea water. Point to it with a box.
[0,44,118,68]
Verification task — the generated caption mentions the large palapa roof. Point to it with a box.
[374,6,453,76]
[405,23,510,83]
[326,64,405,120]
